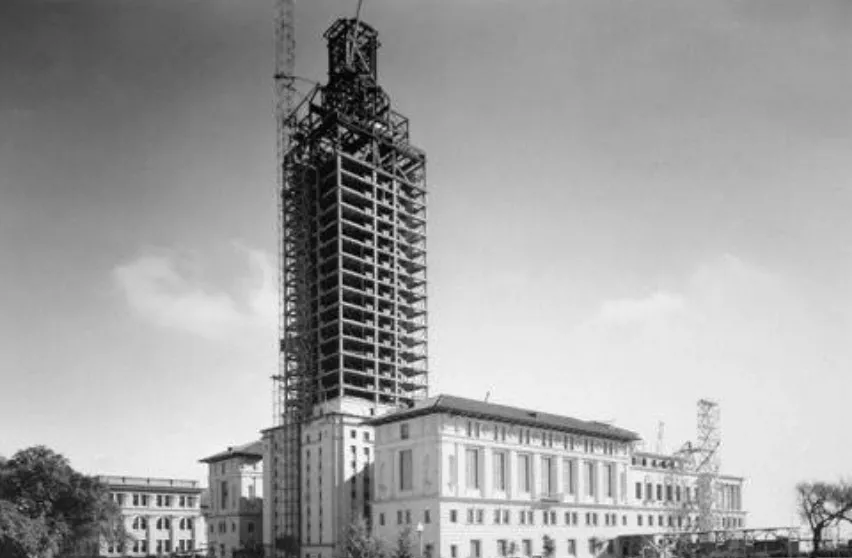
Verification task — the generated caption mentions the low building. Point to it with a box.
[97,475,206,557]
[367,394,747,558]
[200,441,264,558]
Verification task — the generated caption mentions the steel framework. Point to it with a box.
[695,399,721,533]
[273,15,428,557]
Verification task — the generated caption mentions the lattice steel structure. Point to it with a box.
[695,399,721,533]
[273,16,428,555]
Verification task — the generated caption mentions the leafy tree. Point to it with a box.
[393,526,415,558]
[340,518,385,558]
[0,445,126,557]
[542,535,555,558]
[796,480,852,557]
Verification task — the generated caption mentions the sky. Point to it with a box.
[1,0,851,530]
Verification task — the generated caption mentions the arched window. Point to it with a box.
[140,517,148,530]
[164,517,171,530]
[179,518,185,530]
[186,518,193,530]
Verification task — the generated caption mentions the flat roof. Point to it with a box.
[98,475,202,494]
[199,440,263,464]
[367,394,641,442]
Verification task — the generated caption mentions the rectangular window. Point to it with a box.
[646,483,653,501]
[503,509,510,524]
[568,540,576,557]
[476,509,484,524]
[132,493,139,506]
[518,454,531,493]
[585,462,595,497]
[450,545,458,558]
[399,449,413,491]
[379,513,385,526]
[636,482,642,499]
[400,423,409,440]
[498,540,507,557]
[541,457,553,495]
[450,510,458,523]
[424,509,431,524]
[522,539,532,557]
[466,448,480,489]
[470,540,481,558]
[493,452,507,491]
[405,510,411,524]
[666,485,673,502]
[638,514,643,526]
[657,484,663,501]
[220,481,227,509]
[604,463,614,497]
[397,510,404,524]
[563,459,576,495]
[467,509,475,524]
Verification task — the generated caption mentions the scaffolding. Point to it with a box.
[272,16,428,557]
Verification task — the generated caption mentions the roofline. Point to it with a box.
[198,450,263,464]
[366,396,641,442]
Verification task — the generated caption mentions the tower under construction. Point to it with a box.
[266,16,428,558]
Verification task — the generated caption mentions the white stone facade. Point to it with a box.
[201,441,264,558]
[369,397,747,558]
[98,475,206,557]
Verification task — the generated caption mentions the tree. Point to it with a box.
[542,535,555,558]
[340,518,386,558]
[0,445,126,557]
[796,480,852,557]
[393,526,415,558]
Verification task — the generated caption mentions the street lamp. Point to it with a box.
[415,522,424,558]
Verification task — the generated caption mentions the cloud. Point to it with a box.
[598,290,685,325]
[112,246,276,341]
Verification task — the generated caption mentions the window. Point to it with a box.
[220,480,228,509]
[156,494,163,507]
[399,449,413,491]
[351,429,356,439]
[519,510,526,525]
[494,509,502,524]
[588,539,597,555]
[450,510,458,523]
[563,459,576,495]
[379,513,385,526]
[179,495,186,507]
[450,545,458,558]
[424,509,431,524]
[470,540,481,558]
[493,452,507,491]
[638,514,643,526]
[649,515,654,527]
[498,540,508,557]
[518,454,531,493]
[541,457,553,495]
[400,423,410,440]
[405,510,411,524]
[522,539,532,557]
[567,540,576,556]
[132,493,139,506]
[503,509,510,524]
[398,510,404,525]
[604,463,614,497]
[467,508,475,524]
[636,482,642,499]
[248,522,255,534]
[657,484,663,501]
[164,495,171,507]
[585,461,596,497]
[527,510,534,524]
[476,509,484,524]
[646,482,653,501]
[466,448,480,489]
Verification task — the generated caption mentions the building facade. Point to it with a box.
[200,441,264,558]
[98,475,205,557]
[269,15,429,558]
[368,395,747,558]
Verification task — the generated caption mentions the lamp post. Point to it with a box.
[416,522,424,558]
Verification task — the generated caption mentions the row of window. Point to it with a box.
[107,539,194,555]
[453,538,588,558]
[130,517,194,531]
[377,508,431,526]
[449,448,621,499]
[376,506,744,531]
[635,481,691,503]
[459,420,624,456]
[209,520,254,534]
[110,493,196,508]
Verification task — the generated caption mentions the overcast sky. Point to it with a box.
[2,0,851,529]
